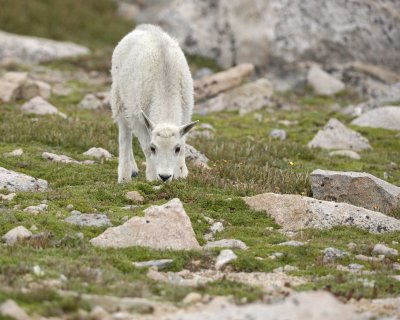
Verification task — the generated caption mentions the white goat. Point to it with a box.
[110,24,197,183]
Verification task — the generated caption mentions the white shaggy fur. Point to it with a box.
[110,24,197,183]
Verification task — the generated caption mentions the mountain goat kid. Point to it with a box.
[110,25,198,183]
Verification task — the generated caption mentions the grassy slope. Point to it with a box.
[0,0,400,317]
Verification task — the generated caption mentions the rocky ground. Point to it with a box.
[0,1,400,319]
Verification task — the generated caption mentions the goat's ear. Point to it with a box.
[179,120,199,137]
[141,111,154,132]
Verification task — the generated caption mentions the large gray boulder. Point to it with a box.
[0,166,48,192]
[310,169,400,214]
[351,106,400,131]
[0,30,89,65]
[308,118,371,151]
[243,192,400,233]
[90,199,201,250]
[307,65,345,96]
[151,0,400,72]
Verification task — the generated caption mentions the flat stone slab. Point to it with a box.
[204,239,248,250]
[0,166,48,192]
[90,198,201,250]
[310,169,400,214]
[243,192,400,233]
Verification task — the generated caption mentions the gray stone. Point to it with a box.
[351,106,400,131]
[273,265,299,273]
[348,263,364,272]
[0,79,21,103]
[5,148,23,157]
[90,199,201,250]
[0,193,16,201]
[323,247,349,263]
[310,169,400,214]
[21,79,51,100]
[329,150,361,160]
[215,249,237,270]
[0,299,31,320]
[355,254,384,263]
[0,166,48,192]
[278,241,305,247]
[185,144,210,169]
[243,192,400,233]
[270,129,287,140]
[133,259,173,270]
[65,213,111,228]
[83,147,112,159]
[21,96,66,118]
[209,222,224,234]
[307,65,345,96]
[204,239,248,250]
[78,93,103,110]
[42,152,80,164]
[308,118,371,151]
[23,204,48,214]
[372,244,398,257]
[0,30,89,65]
[2,226,32,245]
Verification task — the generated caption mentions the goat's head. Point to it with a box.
[142,112,197,182]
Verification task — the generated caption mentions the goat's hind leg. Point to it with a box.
[117,120,138,183]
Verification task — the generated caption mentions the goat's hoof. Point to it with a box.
[131,171,139,178]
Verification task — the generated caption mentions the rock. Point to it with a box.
[78,93,103,110]
[209,222,224,234]
[351,62,400,84]
[23,204,48,214]
[307,65,345,96]
[154,0,400,75]
[182,292,202,304]
[355,254,384,263]
[270,129,287,140]
[195,79,273,115]
[21,96,66,118]
[21,79,51,99]
[125,191,144,203]
[215,249,237,270]
[90,305,110,320]
[329,150,360,160]
[273,265,299,273]
[204,239,248,250]
[0,30,89,64]
[243,192,400,233]
[372,244,398,257]
[162,291,364,320]
[185,144,210,169]
[83,147,112,159]
[2,226,32,245]
[323,247,349,263]
[193,64,255,101]
[65,213,111,228]
[90,199,201,250]
[268,252,284,260]
[5,148,23,157]
[278,241,304,247]
[351,106,400,131]
[193,68,213,80]
[0,299,30,320]
[42,152,80,164]
[0,166,48,192]
[347,263,364,272]
[308,118,371,151]
[310,169,400,214]
[0,193,16,201]
[133,259,173,270]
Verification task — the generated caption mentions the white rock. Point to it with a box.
[0,193,16,201]
[307,65,345,96]
[0,299,31,320]
[210,222,224,234]
[21,79,51,99]
[0,166,48,192]
[204,239,248,250]
[0,79,21,103]
[2,226,32,245]
[23,203,48,214]
[65,213,111,228]
[329,150,361,160]
[78,93,103,110]
[90,305,110,320]
[182,292,202,304]
[278,241,305,247]
[323,247,349,263]
[351,106,400,131]
[215,249,237,270]
[372,244,398,257]
[83,147,112,159]
[21,96,66,118]
[274,265,299,273]
[42,152,80,164]
[133,259,173,270]
[5,148,23,157]
[270,129,287,140]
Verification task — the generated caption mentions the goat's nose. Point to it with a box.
[159,174,172,182]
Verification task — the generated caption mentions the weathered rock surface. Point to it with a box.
[42,152,94,165]
[215,249,237,270]
[185,144,209,169]
[307,65,345,96]
[270,129,287,140]
[2,226,32,245]
[0,193,16,201]
[21,79,51,100]
[351,106,400,131]
[204,239,248,250]
[310,169,400,214]
[323,247,349,263]
[0,166,48,192]
[0,299,31,320]
[0,30,89,64]
[162,291,365,320]
[372,244,398,257]
[83,147,112,159]
[65,212,112,228]
[21,96,66,118]
[243,192,400,233]
[23,204,48,214]
[195,78,273,115]
[90,199,201,250]
[308,118,371,151]
[329,150,361,160]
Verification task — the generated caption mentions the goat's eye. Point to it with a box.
[150,146,156,154]
[175,147,181,154]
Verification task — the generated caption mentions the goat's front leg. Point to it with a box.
[118,120,138,183]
